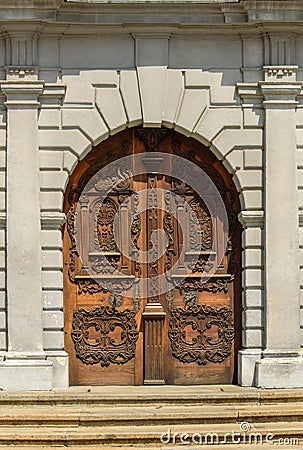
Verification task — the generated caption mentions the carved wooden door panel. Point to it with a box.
[63,128,241,385]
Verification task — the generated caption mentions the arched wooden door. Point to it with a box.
[63,128,241,385]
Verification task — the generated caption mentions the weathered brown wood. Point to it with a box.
[143,303,166,384]
[63,127,241,386]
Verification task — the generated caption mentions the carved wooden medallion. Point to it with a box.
[71,306,139,367]
[168,304,235,365]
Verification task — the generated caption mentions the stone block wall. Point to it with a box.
[35,29,265,387]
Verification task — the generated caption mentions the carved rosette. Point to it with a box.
[71,306,139,367]
[168,304,235,365]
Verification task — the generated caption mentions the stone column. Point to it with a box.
[0,79,52,390]
[256,67,303,388]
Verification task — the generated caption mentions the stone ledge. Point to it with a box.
[0,212,6,229]
[238,210,264,228]
[41,212,66,229]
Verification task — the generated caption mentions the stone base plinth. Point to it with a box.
[238,349,262,387]
[256,356,303,388]
[46,351,69,389]
[0,358,53,390]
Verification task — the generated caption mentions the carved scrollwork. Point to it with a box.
[178,276,234,294]
[171,139,238,237]
[131,213,141,250]
[163,211,176,271]
[71,306,139,367]
[188,257,214,273]
[77,278,134,295]
[168,304,235,365]
[171,139,239,280]
[78,280,104,295]
[94,166,131,192]
[183,291,197,308]
[165,289,175,312]
[66,204,77,283]
[108,293,123,308]
[78,140,131,194]
[91,255,119,274]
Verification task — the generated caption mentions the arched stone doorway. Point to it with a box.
[63,127,241,386]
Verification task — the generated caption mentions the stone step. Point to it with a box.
[1,403,303,427]
[1,386,303,447]
[8,446,302,450]
[1,385,303,406]
[0,422,302,446]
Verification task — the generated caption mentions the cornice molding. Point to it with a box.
[237,82,261,101]
[237,71,303,105]
[41,83,66,100]
[0,0,302,28]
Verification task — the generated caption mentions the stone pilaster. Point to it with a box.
[0,79,52,390]
[255,67,303,388]
[237,211,264,387]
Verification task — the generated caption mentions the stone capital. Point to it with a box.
[259,81,302,107]
[1,80,44,108]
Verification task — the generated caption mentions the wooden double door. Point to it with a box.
[63,128,241,385]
